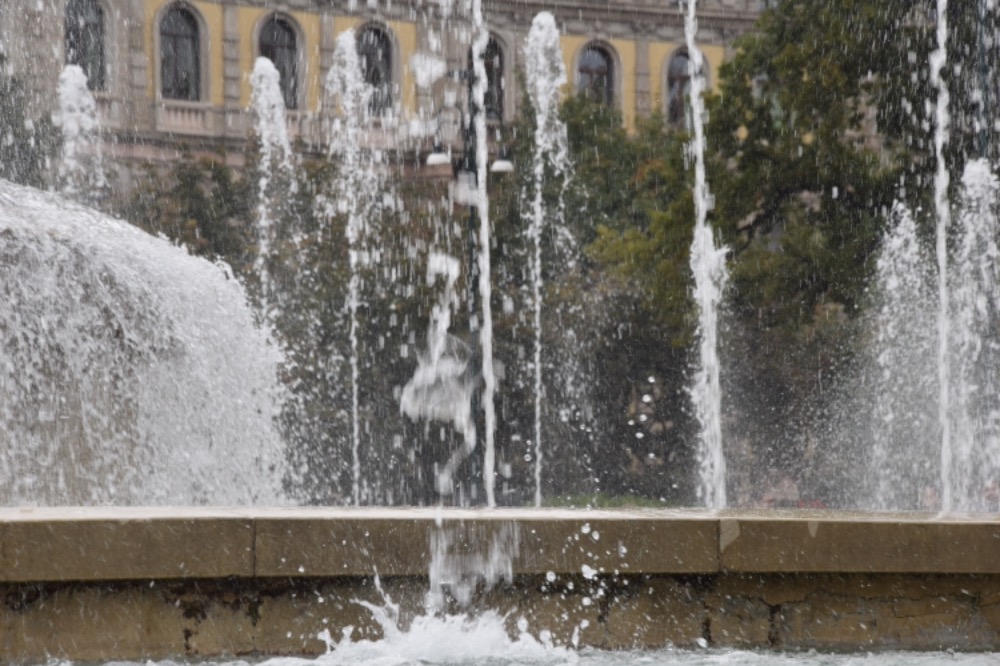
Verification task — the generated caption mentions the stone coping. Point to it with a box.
[1,507,998,583]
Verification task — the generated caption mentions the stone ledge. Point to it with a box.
[1,508,1000,661]
[0,507,998,583]
[718,510,1000,574]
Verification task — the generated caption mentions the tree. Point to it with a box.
[117,152,254,270]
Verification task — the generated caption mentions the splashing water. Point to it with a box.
[867,160,1000,512]
[55,64,105,202]
[401,253,477,496]
[947,160,1000,508]
[685,0,729,509]
[0,180,286,505]
[523,12,571,508]
[426,521,519,610]
[869,204,936,510]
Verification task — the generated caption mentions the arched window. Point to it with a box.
[667,50,691,127]
[357,26,392,116]
[577,44,613,106]
[160,6,200,101]
[65,0,105,91]
[259,16,298,110]
[483,37,504,122]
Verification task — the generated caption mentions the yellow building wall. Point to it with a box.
[336,16,418,119]
[236,8,323,111]
[141,2,727,131]
[145,0,225,106]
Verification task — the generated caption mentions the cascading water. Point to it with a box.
[401,253,477,496]
[523,12,571,508]
[684,0,729,509]
[0,180,287,505]
[470,0,498,509]
[930,0,954,512]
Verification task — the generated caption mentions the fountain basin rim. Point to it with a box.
[0,505,995,522]
[1,507,999,583]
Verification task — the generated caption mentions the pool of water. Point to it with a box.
[85,650,1000,666]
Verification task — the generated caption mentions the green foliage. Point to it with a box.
[585,110,697,345]
[708,0,901,327]
[117,152,254,271]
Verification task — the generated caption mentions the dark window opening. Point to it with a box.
[667,50,692,127]
[65,0,105,91]
[478,37,504,122]
[577,45,613,106]
[260,17,298,110]
[160,6,200,101]
[357,27,392,116]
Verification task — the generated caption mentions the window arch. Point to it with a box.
[160,5,200,101]
[666,50,691,127]
[666,49,709,129]
[577,44,614,106]
[65,0,105,91]
[259,15,298,110]
[356,26,392,116]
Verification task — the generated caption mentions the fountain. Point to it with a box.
[0,179,286,505]
[523,12,572,507]
[684,0,729,509]
[5,0,1000,661]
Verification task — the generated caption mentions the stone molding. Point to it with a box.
[2,507,999,582]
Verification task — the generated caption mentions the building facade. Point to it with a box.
[1,0,761,168]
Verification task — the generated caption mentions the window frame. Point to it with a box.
[665,47,709,130]
[257,14,301,111]
[575,42,617,108]
[356,24,395,117]
[469,35,506,123]
[64,0,106,91]
[157,3,204,103]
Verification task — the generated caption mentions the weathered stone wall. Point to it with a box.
[1,508,999,662]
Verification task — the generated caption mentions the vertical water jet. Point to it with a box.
[685,0,729,509]
[523,12,571,507]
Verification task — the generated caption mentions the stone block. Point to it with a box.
[256,592,343,655]
[254,511,433,577]
[776,593,879,649]
[604,577,706,648]
[517,512,718,575]
[483,577,604,648]
[720,515,1000,574]
[706,592,772,647]
[0,585,187,663]
[0,511,253,582]
[876,598,1000,650]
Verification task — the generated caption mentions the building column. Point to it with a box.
[634,28,652,117]
[222,4,243,139]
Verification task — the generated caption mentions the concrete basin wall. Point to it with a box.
[1,507,999,661]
